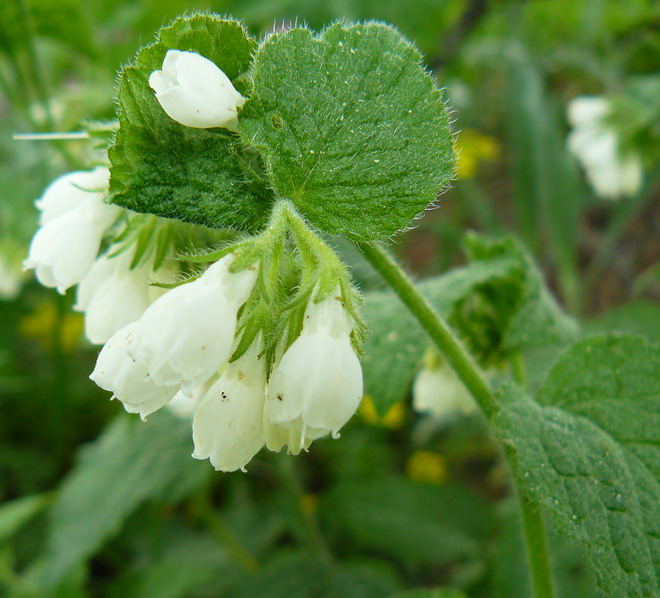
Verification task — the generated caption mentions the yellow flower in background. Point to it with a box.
[455,129,499,178]
[300,493,319,514]
[358,394,406,430]
[406,450,448,485]
[20,301,83,352]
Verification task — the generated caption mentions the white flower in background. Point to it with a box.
[193,340,266,472]
[24,167,119,293]
[264,289,363,455]
[75,251,178,345]
[566,95,643,199]
[128,253,258,388]
[90,322,180,420]
[413,363,477,418]
[0,256,26,300]
[149,50,245,130]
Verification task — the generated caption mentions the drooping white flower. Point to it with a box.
[149,50,245,130]
[566,95,643,199]
[75,251,178,345]
[129,254,258,388]
[264,290,363,455]
[35,167,109,225]
[90,322,179,420]
[192,340,266,472]
[412,363,477,418]
[24,199,120,293]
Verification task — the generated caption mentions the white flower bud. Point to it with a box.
[35,167,109,225]
[149,50,245,130]
[192,341,266,472]
[566,95,643,199]
[129,254,258,388]
[412,364,477,418]
[24,199,120,293]
[90,322,179,420]
[264,291,363,455]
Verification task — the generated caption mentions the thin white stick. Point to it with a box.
[12,132,90,141]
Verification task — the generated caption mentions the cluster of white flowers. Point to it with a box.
[566,95,643,199]
[24,49,365,474]
[91,256,363,471]
[412,362,477,419]
[23,167,178,346]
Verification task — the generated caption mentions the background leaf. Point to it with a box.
[39,412,208,589]
[493,335,660,597]
[239,22,454,240]
[362,234,577,414]
[323,476,494,566]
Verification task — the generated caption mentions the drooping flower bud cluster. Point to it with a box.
[23,45,366,475]
[24,168,189,346]
[566,95,643,200]
[91,240,363,472]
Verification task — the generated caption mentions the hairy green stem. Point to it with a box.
[510,352,556,598]
[358,241,556,598]
[357,241,496,418]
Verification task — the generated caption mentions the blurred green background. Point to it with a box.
[0,0,658,596]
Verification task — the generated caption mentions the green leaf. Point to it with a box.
[239,23,454,240]
[0,494,50,544]
[230,551,400,598]
[492,335,660,597]
[39,412,208,589]
[362,254,515,413]
[109,15,273,231]
[323,476,493,566]
[586,301,660,342]
[388,590,467,598]
[362,234,577,414]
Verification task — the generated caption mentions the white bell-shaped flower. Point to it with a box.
[412,363,477,418]
[36,167,109,225]
[129,254,258,388]
[75,252,150,344]
[264,290,363,455]
[566,95,643,199]
[192,340,266,472]
[24,199,120,293]
[149,50,245,130]
[90,322,179,420]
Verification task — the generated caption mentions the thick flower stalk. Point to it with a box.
[264,288,363,455]
[149,50,245,129]
[566,95,643,199]
[24,167,120,293]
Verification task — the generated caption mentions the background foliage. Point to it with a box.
[0,0,658,596]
